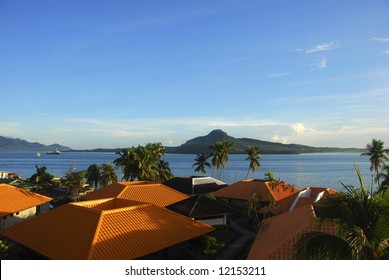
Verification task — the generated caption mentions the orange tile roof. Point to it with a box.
[1,198,214,260]
[0,184,52,217]
[247,204,336,260]
[258,187,337,215]
[213,179,299,202]
[84,181,189,207]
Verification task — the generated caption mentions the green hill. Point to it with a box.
[168,129,363,154]
[0,136,72,152]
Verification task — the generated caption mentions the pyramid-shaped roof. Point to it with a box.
[84,181,189,207]
[247,205,336,260]
[0,184,52,217]
[213,179,299,202]
[166,195,232,218]
[1,198,214,260]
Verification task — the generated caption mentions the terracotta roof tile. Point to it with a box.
[1,198,214,260]
[0,184,52,217]
[213,179,299,202]
[248,204,336,260]
[84,181,189,207]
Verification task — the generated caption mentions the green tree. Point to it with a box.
[29,165,54,189]
[210,142,223,178]
[114,147,138,181]
[114,143,173,182]
[376,165,389,193]
[294,164,389,260]
[245,146,261,179]
[210,141,233,180]
[155,159,174,183]
[361,139,389,188]
[85,163,102,190]
[193,153,212,174]
[247,194,261,232]
[100,163,118,187]
[63,169,86,199]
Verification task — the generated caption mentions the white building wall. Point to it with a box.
[0,202,51,230]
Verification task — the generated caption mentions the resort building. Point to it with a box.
[212,179,299,207]
[84,181,189,207]
[0,184,52,230]
[247,204,336,260]
[258,186,337,217]
[0,198,215,259]
[163,176,227,196]
[166,194,233,226]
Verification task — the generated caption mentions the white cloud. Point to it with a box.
[304,42,338,53]
[271,134,288,144]
[372,37,389,43]
[268,72,290,78]
[291,123,311,135]
[310,57,328,71]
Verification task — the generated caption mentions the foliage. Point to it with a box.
[245,146,261,179]
[264,171,281,189]
[210,141,233,180]
[0,239,10,259]
[85,163,102,190]
[114,143,173,183]
[100,162,118,187]
[294,164,389,260]
[63,165,87,198]
[29,165,54,189]
[193,153,212,174]
[247,194,261,232]
[361,139,389,192]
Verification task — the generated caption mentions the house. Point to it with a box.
[0,184,52,230]
[84,181,189,207]
[0,198,215,260]
[0,171,20,180]
[212,179,299,207]
[163,176,227,196]
[247,204,336,260]
[166,195,233,226]
[258,186,337,216]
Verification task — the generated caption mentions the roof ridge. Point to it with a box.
[86,211,104,260]
[188,195,202,216]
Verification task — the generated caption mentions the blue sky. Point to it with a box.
[1,0,388,149]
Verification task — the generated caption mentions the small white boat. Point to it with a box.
[36,152,41,157]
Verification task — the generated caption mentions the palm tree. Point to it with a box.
[156,159,174,183]
[247,193,262,232]
[294,164,389,260]
[210,141,223,178]
[30,165,54,189]
[114,147,138,181]
[245,146,261,179]
[85,163,102,190]
[376,164,389,193]
[100,163,118,187]
[361,139,389,186]
[193,153,212,174]
[218,140,233,180]
[63,169,86,199]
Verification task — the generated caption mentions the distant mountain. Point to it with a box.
[168,129,364,154]
[0,136,72,152]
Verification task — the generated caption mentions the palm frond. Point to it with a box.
[294,231,352,260]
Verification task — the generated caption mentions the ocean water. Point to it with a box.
[0,152,374,191]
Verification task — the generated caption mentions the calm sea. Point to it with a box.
[0,152,374,192]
